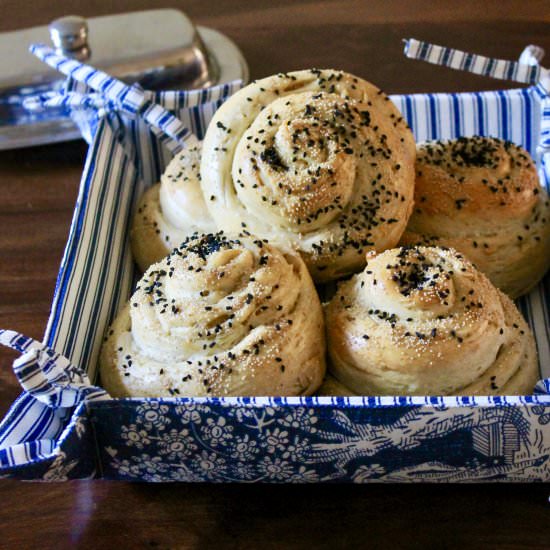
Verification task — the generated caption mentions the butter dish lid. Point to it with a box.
[0,9,248,150]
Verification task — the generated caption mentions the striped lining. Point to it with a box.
[112,394,550,409]
[1,43,550,474]
[0,50,242,469]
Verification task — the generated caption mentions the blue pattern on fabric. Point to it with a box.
[1,41,550,481]
[93,400,550,483]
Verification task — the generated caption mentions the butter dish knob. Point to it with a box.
[49,15,90,61]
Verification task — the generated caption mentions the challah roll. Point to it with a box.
[200,69,415,282]
[326,246,539,396]
[131,144,216,271]
[101,232,326,397]
[400,136,550,298]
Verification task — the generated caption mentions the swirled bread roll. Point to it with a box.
[131,144,216,271]
[400,136,550,298]
[201,69,415,282]
[101,232,326,397]
[326,246,539,396]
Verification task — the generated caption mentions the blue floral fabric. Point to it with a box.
[91,400,550,483]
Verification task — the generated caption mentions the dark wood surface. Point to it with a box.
[1,1,550,548]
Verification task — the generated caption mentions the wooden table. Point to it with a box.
[1,1,550,547]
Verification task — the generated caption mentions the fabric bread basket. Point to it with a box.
[1,39,549,483]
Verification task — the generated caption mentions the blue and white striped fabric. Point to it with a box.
[29,44,197,151]
[1,40,550,478]
[26,44,242,155]
[0,46,242,470]
[0,329,106,468]
[403,38,545,86]
[0,329,106,407]
[403,39,550,164]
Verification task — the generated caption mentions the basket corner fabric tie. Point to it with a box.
[27,43,200,153]
[0,329,108,408]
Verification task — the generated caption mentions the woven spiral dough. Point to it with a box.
[200,69,415,282]
[100,232,326,397]
[131,143,216,271]
[326,246,539,396]
[400,136,550,298]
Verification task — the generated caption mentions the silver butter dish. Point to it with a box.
[0,9,248,149]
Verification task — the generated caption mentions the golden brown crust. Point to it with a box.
[101,232,326,397]
[401,137,550,298]
[325,246,539,396]
[414,137,538,219]
[201,69,415,282]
